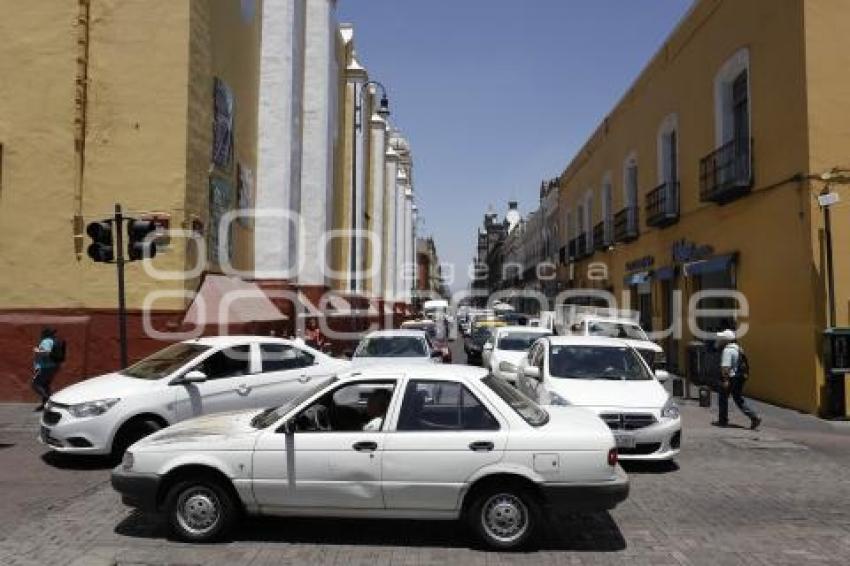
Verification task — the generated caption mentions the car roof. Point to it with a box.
[337,363,489,383]
[182,335,299,347]
[546,335,635,348]
[578,316,641,325]
[495,325,551,335]
[363,329,428,338]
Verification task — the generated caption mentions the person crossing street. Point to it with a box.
[713,329,761,429]
[31,327,64,411]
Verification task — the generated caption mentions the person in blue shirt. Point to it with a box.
[32,327,59,411]
[713,329,761,429]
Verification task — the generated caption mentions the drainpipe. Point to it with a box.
[72,0,91,259]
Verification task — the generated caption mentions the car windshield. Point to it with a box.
[355,336,428,358]
[250,376,338,429]
[471,328,492,345]
[498,332,548,351]
[483,375,548,426]
[585,321,648,341]
[121,343,210,380]
[549,345,652,381]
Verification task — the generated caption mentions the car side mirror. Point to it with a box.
[171,369,207,385]
[654,369,670,383]
[523,366,541,381]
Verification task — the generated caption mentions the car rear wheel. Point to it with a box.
[165,478,236,542]
[468,487,539,550]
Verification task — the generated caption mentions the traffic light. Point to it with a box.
[86,220,114,263]
[127,219,157,261]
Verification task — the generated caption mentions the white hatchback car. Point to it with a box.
[482,326,553,384]
[39,336,348,457]
[112,365,629,550]
[516,336,681,461]
[351,329,441,365]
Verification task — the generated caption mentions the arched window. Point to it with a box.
[714,48,750,147]
[656,114,678,185]
[601,172,613,243]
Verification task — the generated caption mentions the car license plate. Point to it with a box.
[614,433,636,449]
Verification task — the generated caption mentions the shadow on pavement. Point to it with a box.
[40,451,116,470]
[621,460,679,474]
[116,511,626,552]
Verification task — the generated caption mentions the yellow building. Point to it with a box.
[0,0,262,398]
[556,0,850,416]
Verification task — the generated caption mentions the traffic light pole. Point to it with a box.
[114,203,128,368]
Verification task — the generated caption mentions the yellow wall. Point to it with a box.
[557,0,834,413]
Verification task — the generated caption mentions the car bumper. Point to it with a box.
[614,418,682,461]
[111,468,161,512]
[542,467,629,513]
[37,405,114,455]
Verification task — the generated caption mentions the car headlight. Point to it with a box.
[549,392,571,406]
[68,398,120,418]
[661,397,680,419]
[121,451,134,471]
[498,361,517,373]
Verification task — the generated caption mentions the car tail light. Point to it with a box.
[607,448,618,466]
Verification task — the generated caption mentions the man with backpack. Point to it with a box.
[713,329,761,429]
[31,327,65,411]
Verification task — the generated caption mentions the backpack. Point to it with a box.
[50,338,67,364]
[735,347,749,379]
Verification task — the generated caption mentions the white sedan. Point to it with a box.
[112,364,629,550]
[482,326,553,384]
[39,336,348,457]
[351,329,442,365]
[516,336,681,461]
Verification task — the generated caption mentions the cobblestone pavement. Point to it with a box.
[1,365,849,565]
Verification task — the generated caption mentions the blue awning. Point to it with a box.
[684,254,736,277]
[655,265,677,281]
[624,271,651,286]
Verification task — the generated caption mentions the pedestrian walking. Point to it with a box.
[713,329,761,429]
[31,327,64,411]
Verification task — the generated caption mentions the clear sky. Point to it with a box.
[337,0,694,291]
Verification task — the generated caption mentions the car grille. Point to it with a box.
[43,411,61,425]
[600,412,657,431]
[618,442,662,456]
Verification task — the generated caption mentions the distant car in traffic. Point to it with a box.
[39,336,348,457]
[483,326,553,384]
[352,330,442,365]
[401,319,452,363]
[567,315,667,375]
[464,325,494,365]
[516,336,681,461]
[111,364,628,549]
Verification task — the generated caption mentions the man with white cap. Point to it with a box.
[714,329,761,429]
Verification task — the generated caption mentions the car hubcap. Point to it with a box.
[481,493,528,544]
[176,487,220,536]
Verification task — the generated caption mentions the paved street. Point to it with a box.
[0,344,848,566]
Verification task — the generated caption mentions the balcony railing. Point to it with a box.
[645,181,679,227]
[613,206,639,243]
[593,221,610,251]
[699,137,753,204]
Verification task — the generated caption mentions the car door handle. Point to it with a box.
[298,374,311,384]
[352,441,378,452]
[237,384,252,396]
[468,441,495,452]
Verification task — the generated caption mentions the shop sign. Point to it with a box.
[625,255,654,272]
[672,239,714,264]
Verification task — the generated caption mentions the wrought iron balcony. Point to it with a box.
[699,137,753,204]
[613,206,639,243]
[593,221,610,250]
[645,181,679,227]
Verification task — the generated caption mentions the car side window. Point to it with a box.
[260,343,315,372]
[292,381,397,433]
[196,345,252,380]
[397,380,499,431]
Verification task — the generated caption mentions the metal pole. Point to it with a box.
[114,203,128,368]
[824,195,836,328]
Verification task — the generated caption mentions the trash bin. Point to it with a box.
[823,328,850,418]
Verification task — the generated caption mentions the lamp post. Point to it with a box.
[351,80,390,292]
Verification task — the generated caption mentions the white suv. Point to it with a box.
[39,336,348,457]
[111,364,628,550]
[517,336,681,461]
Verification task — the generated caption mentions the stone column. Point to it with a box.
[383,145,399,300]
[254,0,306,278]
[395,173,408,302]
[367,106,387,298]
[403,187,414,302]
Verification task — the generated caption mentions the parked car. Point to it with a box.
[401,319,452,363]
[516,336,681,461]
[38,336,348,457]
[567,315,667,374]
[111,364,629,549]
[483,326,553,385]
[464,325,494,365]
[352,330,442,365]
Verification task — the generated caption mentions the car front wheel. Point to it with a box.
[165,479,237,542]
[468,487,539,550]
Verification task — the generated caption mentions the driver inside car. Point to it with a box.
[362,389,392,431]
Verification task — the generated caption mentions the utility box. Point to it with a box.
[823,328,850,418]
